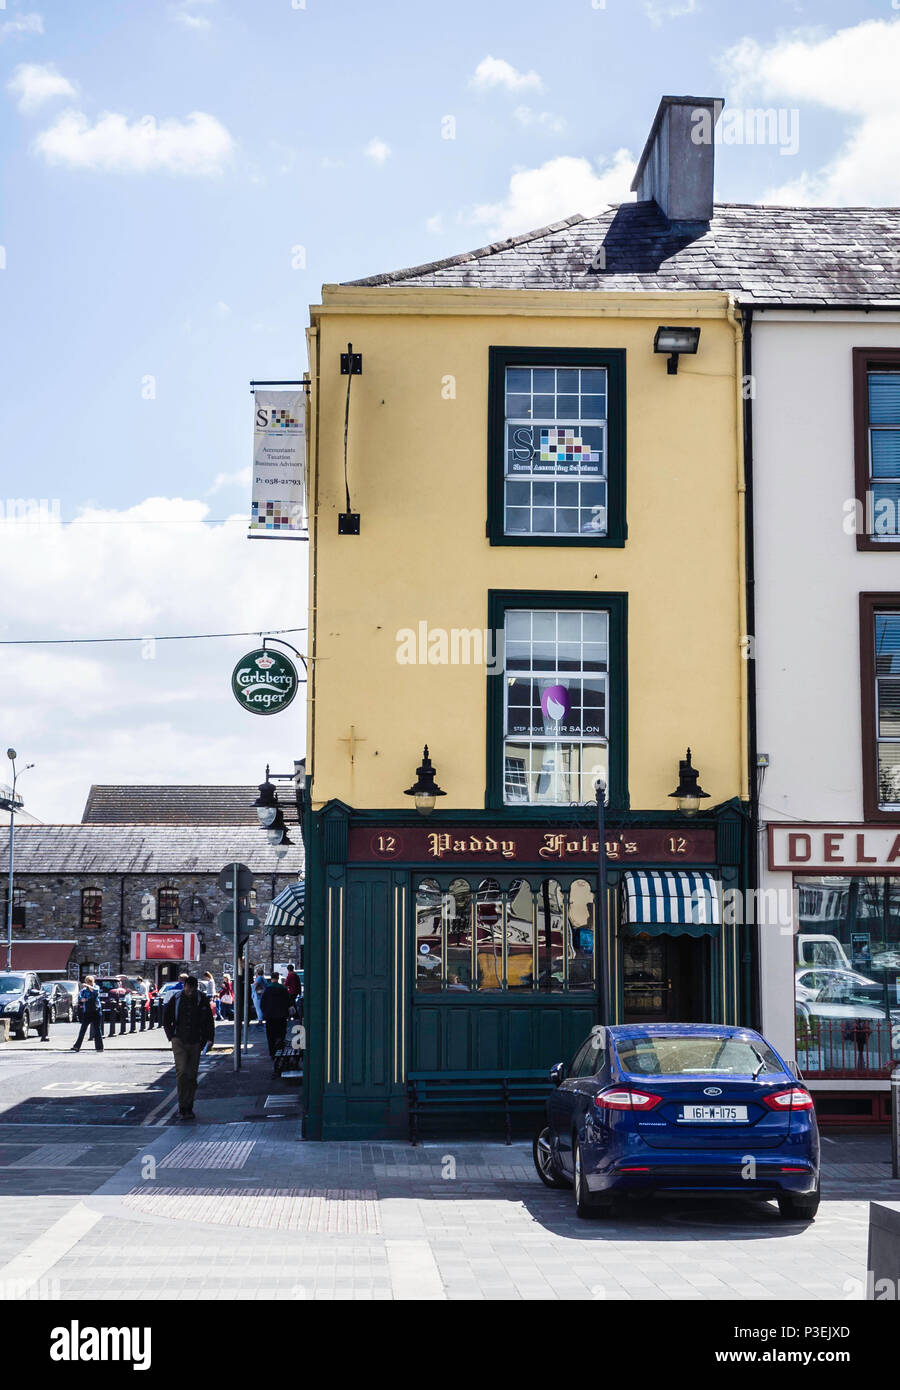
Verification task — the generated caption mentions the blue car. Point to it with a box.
[533,1023,820,1221]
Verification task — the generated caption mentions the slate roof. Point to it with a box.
[347,202,900,307]
[82,785,263,826]
[0,826,304,876]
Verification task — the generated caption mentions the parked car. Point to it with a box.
[534,1023,820,1222]
[0,971,49,1038]
[41,979,77,1022]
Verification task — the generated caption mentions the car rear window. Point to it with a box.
[616,1034,783,1077]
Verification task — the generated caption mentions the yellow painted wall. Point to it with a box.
[306,287,746,813]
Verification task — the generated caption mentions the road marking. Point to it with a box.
[0,1202,101,1294]
[9,1144,90,1168]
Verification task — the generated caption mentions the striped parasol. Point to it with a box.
[264,880,305,936]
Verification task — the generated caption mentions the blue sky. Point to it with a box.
[1,0,898,819]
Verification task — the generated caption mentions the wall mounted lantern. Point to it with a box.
[404,746,446,816]
[669,747,710,817]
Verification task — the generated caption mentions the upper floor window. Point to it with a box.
[487,589,628,810]
[81,888,102,929]
[860,594,900,818]
[853,350,900,549]
[158,886,179,926]
[3,887,25,929]
[488,348,626,547]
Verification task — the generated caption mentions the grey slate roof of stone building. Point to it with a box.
[347,202,900,306]
[0,826,304,876]
[82,785,262,826]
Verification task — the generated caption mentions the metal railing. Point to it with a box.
[797,1018,898,1078]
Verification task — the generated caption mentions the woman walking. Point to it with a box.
[71,975,104,1052]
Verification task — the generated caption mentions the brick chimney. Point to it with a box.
[630,95,723,225]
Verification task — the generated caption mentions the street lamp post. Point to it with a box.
[595,778,610,1025]
[2,751,33,973]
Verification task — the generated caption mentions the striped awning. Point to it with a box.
[622,871,721,938]
[264,880,305,937]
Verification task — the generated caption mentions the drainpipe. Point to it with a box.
[119,875,125,972]
[742,304,761,1031]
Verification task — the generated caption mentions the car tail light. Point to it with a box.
[763,1088,814,1111]
[594,1088,661,1112]
[619,1165,651,1173]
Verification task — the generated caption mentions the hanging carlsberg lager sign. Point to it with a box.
[249,389,307,535]
[231,649,299,715]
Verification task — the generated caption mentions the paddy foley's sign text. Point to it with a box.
[349,827,716,864]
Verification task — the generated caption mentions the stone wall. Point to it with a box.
[8,871,301,984]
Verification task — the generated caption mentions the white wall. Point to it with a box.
[753,312,900,1059]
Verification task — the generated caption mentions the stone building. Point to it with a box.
[0,786,304,983]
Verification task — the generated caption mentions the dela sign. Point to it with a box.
[231,648,298,716]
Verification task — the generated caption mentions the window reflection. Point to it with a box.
[506,879,535,990]
[414,877,597,994]
[445,878,473,990]
[794,875,900,1077]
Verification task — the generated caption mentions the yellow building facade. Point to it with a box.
[302,280,751,1139]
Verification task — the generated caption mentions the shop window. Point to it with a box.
[158,886,179,926]
[853,350,900,549]
[794,875,900,1079]
[488,590,627,808]
[488,347,626,547]
[81,888,102,930]
[414,876,596,993]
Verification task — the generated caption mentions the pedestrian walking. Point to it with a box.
[163,974,214,1122]
[199,970,218,1019]
[218,975,235,1021]
[260,971,291,1060]
[71,975,104,1053]
[284,963,302,1010]
[252,968,267,1024]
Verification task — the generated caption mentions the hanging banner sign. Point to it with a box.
[249,389,307,536]
[231,648,299,716]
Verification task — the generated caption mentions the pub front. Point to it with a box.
[303,800,750,1140]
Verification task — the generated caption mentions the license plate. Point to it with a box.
[679,1104,748,1123]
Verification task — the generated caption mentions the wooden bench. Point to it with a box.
[407,1069,553,1145]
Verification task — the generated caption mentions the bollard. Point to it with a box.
[119,1000,127,1036]
[139,998,146,1031]
[892,1065,900,1180]
[129,998,136,1033]
[107,1005,116,1038]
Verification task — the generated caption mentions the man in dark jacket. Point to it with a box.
[71,976,103,1053]
[163,974,214,1121]
[260,971,292,1059]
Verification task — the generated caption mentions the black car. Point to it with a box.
[0,971,49,1038]
[42,979,77,1023]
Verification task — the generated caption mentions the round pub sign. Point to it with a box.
[231,648,298,716]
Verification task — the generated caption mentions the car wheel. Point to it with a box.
[12,1017,25,1040]
[22,1011,30,1036]
[777,1187,820,1222]
[533,1127,571,1189]
[48,1005,56,1025]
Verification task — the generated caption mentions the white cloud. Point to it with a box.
[513,105,567,135]
[208,467,250,493]
[170,0,216,30]
[364,136,391,165]
[0,13,44,41]
[468,150,635,240]
[33,109,235,176]
[470,56,543,94]
[722,19,900,204]
[0,496,306,822]
[644,0,699,26]
[426,214,443,235]
[7,63,77,114]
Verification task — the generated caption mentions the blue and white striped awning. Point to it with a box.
[264,880,305,937]
[623,871,721,938]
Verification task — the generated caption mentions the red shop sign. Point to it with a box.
[348,826,716,865]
